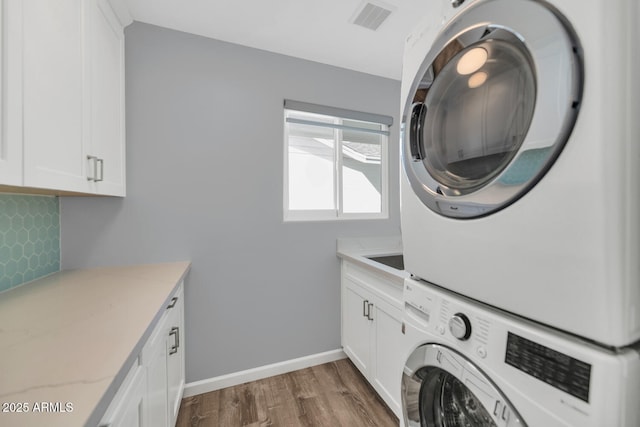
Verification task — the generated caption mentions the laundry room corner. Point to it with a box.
[59,22,403,387]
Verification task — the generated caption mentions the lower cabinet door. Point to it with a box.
[144,316,169,427]
[342,278,372,375]
[166,286,185,425]
[371,300,404,417]
[99,363,146,427]
[113,370,146,427]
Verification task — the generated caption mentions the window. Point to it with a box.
[284,100,391,221]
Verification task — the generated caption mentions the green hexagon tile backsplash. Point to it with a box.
[0,194,60,292]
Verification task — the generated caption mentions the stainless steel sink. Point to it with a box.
[366,254,404,270]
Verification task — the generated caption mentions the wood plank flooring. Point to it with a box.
[176,358,399,427]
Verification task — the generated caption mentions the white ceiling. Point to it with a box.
[126,0,431,80]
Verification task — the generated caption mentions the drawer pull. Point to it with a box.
[167,297,178,309]
[87,155,98,181]
[96,158,104,182]
[169,327,180,355]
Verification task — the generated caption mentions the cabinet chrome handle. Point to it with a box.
[167,297,178,309]
[169,326,180,355]
[363,299,369,318]
[96,158,104,182]
[367,303,374,321]
[87,155,98,181]
[409,103,427,161]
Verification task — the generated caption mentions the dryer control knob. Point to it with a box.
[449,313,472,340]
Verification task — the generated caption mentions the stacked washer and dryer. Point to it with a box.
[398,0,640,425]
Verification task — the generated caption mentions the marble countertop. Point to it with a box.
[336,236,408,283]
[0,261,191,427]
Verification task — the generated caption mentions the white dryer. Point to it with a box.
[401,278,640,427]
[400,0,640,347]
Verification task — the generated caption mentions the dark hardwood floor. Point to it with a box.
[176,358,399,427]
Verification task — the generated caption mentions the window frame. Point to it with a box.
[283,104,390,222]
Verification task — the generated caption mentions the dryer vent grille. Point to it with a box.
[351,1,393,31]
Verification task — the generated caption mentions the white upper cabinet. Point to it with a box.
[0,0,23,186]
[22,0,88,192]
[2,0,129,196]
[88,0,126,195]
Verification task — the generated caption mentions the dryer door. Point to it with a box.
[402,0,582,218]
[402,344,525,427]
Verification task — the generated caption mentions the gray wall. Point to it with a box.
[60,22,401,383]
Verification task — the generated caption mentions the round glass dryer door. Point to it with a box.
[402,344,526,427]
[402,0,583,218]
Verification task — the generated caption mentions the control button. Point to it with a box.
[476,346,487,359]
[448,313,472,341]
[436,324,446,335]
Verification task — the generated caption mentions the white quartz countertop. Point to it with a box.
[0,261,191,427]
[336,236,408,283]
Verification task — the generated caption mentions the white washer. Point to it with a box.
[400,0,640,347]
[401,278,640,427]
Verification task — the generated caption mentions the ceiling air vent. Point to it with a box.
[350,1,395,31]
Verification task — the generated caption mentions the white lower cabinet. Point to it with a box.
[343,280,373,374]
[143,283,185,427]
[100,282,185,427]
[341,262,405,418]
[370,297,404,414]
[144,315,169,427]
[166,285,185,425]
[99,360,146,427]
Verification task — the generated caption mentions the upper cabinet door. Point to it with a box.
[4,0,127,196]
[88,0,125,196]
[0,0,23,186]
[22,0,90,193]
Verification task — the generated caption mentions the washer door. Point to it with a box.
[402,344,525,427]
[402,0,582,218]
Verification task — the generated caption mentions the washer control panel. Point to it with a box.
[404,278,597,417]
[404,280,435,321]
[404,280,492,354]
[505,332,592,402]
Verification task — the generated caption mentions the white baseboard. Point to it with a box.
[183,349,347,398]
